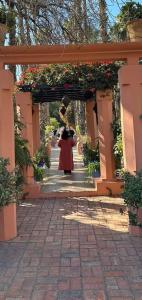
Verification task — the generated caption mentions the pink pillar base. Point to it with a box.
[23,183,41,198]
[93,178,123,196]
[0,204,17,241]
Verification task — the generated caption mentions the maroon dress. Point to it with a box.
[58,138,75,170]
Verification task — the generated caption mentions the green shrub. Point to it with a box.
[33,165,44,182]
[87,161,100,177]
[0,6,7,24]
[83,142,99,166]
[122,170,142,208]
[0,157,22,207]
[33,145,50,181]
[15,133,32,170]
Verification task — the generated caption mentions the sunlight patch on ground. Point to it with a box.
[63,211,128,232]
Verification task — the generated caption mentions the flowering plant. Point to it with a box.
[17,63,120,101]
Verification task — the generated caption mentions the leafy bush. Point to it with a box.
[113,133,123,169]
[118,1,142,24]
[14,101,32,185]
[33,145,50,181]
[122,170,142,208]
[110,1,142,41]
[87,161,100,177]
[33,145,50,168]
[0,6,6,24]
[15,133,32,170]
[0,157,22,207]
[33,165,44,182]
[83,142,99,166]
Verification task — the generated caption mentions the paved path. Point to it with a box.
[0,196,142,299]
[41,147,94,193]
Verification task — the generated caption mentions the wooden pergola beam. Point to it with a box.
[0,42,142,65]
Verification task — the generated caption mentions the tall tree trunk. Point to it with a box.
[8,1,16,80]
[99,0,108,42]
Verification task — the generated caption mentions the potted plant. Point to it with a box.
[116,1,142,41]
[33,145,50,182]
[0,157,21,241]
[122,170,142,236]
[87,161,100,178]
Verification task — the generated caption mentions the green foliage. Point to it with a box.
[0,157,22,207]
[7,10,16,29]
[76,125,81,136]
[33,145,50,181]
[86,161,100,177]
[122,170,142,208]
[45,117,59,136]
[17,63,120,94]
[110,1,142,41]
[128,211,137,225]
[112,119,121,140]
[14,102,32,182]
[0,6,6,24]
[65,102,75,128]
[49,102,61,121]
[113,133,123,158]
[33,165,44,182]
[0,7,16,28]
[15,133,32,170]
[13,100,32,189]
[118,1,142,24]
[83,142,99,166]
[113,133,123,169]
[112,119,123,169]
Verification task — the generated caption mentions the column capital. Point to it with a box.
[118,65,142,85]
[0,70,14,90]
[96,89,112,102]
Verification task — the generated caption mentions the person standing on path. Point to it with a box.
[58,128,76,174]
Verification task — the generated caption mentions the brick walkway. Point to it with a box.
[0,197,142,300]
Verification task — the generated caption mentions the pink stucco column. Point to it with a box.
[0,70,15,170]
[96,89,115,180]
[32,104,40,154]
[119,64,142,173]
[0,70,17,240]
[86,100,98,148]
[16,92,35,184]
[15,92,40,197]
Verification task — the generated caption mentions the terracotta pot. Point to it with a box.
[127,19,142,42]
[0,203,17,241]
[129,225,142,236]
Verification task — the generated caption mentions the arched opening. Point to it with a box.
[0,42,142,240]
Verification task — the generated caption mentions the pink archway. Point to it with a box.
[0,41,142,240]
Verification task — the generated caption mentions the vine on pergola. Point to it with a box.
[17,62,121,128]
[17,62,120,92]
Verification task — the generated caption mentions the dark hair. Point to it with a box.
[69,129,75,137]
[61,129,69,140]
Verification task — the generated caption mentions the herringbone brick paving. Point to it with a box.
[0,197,142,300]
